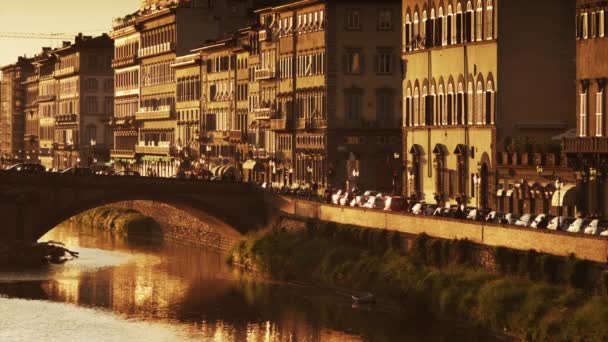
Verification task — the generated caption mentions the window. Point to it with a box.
[596,89,604,137]
[447,83,455,125]
[448,5,454,45]
[85,97,98,114]
[438,83,445,125]
[466,1,474,42]
[486,79,494,124]
[457,81,465,124]
[485,0,494,39]
[467,81,474,124]
[580,88,588,137]
[583,12,589,39]
[476,80,484,125]
[376,49,393,74]
[344,49,363,74]
[405,86,412,126]
[600,11,605,37]
[376,90,393,127]
[475,0,483,41]
[413,85,420,126]
[85,124,97,144]
[346,9,361,30]
[404,13,412,51]
[378,9,393,30]
[456,3,463,44]
[439,7,446,46]
[345,91,362,120]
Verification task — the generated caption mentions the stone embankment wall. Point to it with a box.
[115,201,241,252]
[277,197,608,264]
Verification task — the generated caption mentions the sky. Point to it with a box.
[0,0,141,66]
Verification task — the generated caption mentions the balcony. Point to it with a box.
[53,67,77,78]
[138,42,174,58]
[254,68,276,81]
[35,95,56,103]
[112,55,138,68]
[135,106,173,121]
[135,143,172,155]
[55,114,77,124]
[270,118,290,131]
[296,118,327,130]
[563,137,608,154]
[111,149,136,159]
[254,107,275,120]
[26,75,38,83]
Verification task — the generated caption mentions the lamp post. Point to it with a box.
[90,139,97,168]
[473,173,481,211]
[352,168,360,191]
[407,167,415,198]
[67,138,73,169]
[555,177,564,227]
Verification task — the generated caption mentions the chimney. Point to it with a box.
[62,41,71,48]
[75,33,83,43]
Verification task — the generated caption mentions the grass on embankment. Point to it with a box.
[228,224,608,341]
[73,206,162,238]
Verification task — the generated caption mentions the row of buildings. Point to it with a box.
[1,0,607,218]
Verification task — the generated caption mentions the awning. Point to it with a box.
[496,189,504,197]
[551,184,577,207]
[211,165,222,176]
[409,144,423,155]
[243,160,258,170]
[433,144,448,155]
[141,156,172,162]
[453,144,468,155]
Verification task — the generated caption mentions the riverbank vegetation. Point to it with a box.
[73,206,162,239]
[228,220,608,341]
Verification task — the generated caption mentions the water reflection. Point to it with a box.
[0,221,502,341]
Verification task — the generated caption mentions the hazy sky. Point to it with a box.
[0,0,141,66]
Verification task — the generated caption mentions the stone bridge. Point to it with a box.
[0,173,285,247]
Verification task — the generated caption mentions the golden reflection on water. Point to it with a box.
[35,221,367,342]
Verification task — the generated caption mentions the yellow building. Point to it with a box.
[402,0,575,208]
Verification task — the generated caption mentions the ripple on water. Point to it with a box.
[0,297,196,342]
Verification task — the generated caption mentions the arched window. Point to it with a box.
[405,12,412,51]
[486,79,495,124]
[438,6,445,46]
[413,11,420,49]
[422,10,428,47]
[580,86,588,137]
[447,81,455,125]
[457,80,465,124]
[422,82,429,125]
[456,2,464,44]
[431,82,437,125]
[465,1,474,42]
[485,0,494,39]
[447,5,454,45]
[476,80,484,125]
[414,84,420,126]
[438,82,445,125]
[430,8,436,47]
[596,86,604,137]
[475,0,483,41]
[467,80,474,124]
[85,124,97,144]
[405,84,413,126]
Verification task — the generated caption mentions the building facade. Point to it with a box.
[401,0,576,209]
[563,0,608,218]
[109,0,255,177]
[0,57,34,165]
[52,34,114,170]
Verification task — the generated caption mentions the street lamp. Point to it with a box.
[352,168,360,191]
[555,177,564,227]
[473,173,481,211]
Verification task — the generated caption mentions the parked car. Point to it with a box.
[331,190,344,205]
[583,219,608,235]
[62,167,93,176]
[515,214,534,227]
[502,213,519,225]
[116,170,141,177]
[530,214,552,229]
[485,211,506,224]
[566,218,589,233]
[5,163,46,174]
[363,196,385,210]
[411,203,424,215]
[384,196,407,212]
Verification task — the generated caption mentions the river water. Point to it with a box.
[0,221,502,342]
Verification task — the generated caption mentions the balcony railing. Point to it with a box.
[135,143,172,155]
[254,68,276,81]
[135,106,173,121]
[254,107,275,120]
[111,149,136,159]
[296,118,327,130]
[112,55,138,68]
[53,66,76,78]
[35,95,56,103]
[138,42,174,58]
[26,75,38,83]
[55,114,77,123]
[563,137,608,154]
